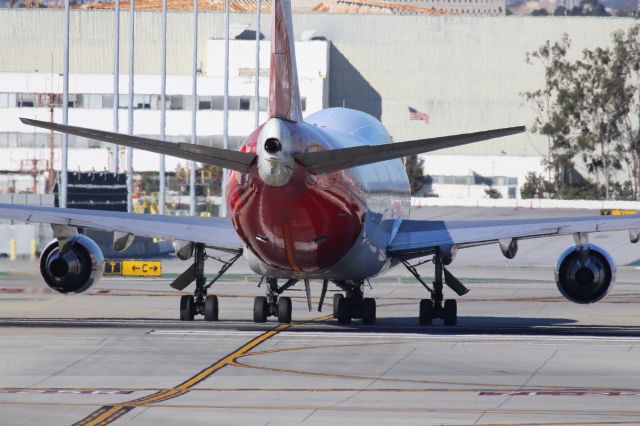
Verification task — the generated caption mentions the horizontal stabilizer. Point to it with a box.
[295,126,525,174]
[20,118,256,173]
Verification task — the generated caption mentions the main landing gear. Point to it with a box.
[171,243,242,321]
[251,277,377,325]
[402,251,469,326]
[331,280,376,325]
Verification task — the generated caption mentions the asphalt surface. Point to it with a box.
[0,206,638,425]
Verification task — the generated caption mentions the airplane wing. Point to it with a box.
[0,203,242,252]
[387,214,640,260]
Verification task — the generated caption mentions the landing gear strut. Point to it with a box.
[253,278,297,324]
[175,243,242,321]
[402,251,468,326]
[333,281,376,325]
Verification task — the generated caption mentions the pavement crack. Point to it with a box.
[28,338,108,388]
[301,346,417,423]
[128,406,149,420]
[516,348,558,391]
[474,348,558,424]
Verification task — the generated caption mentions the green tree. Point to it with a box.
[523,34,576,193]
[523,26,640,200]
[485,186,502,199]
[520,172,546,198]
[404,155,425,194]
[611,26,640,199]
[530,8,550,15]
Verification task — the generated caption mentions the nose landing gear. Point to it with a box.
[253,278,298,324]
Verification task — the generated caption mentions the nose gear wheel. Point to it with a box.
[253,278,297,323]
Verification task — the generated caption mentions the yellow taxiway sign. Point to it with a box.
[104,260,162,276]
[600,209,637,216]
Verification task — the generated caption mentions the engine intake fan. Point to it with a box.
[39,235,105,294]
[554,243,615,304]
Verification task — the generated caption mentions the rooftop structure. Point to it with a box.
[81,0,503,16]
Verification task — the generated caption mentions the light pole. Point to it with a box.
[159,0,167,214]
[189,0,198,216]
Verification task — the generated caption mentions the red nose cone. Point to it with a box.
[227,128,364,272]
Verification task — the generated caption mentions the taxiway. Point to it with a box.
[0,207,638,425]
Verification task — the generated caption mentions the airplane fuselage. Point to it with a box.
[227,107,411,280]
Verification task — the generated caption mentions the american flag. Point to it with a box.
[408,106,430,124]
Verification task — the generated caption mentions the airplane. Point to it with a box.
[8,0,640,326]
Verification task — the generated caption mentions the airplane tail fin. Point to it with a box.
[268,0,303,122]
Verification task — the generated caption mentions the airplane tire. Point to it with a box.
[443,299,457,326]
[332,293,344,319]
[336,297,351,325]
[204,295,219,321]
[253,296,268,323]
[180,295,195,321]
[278,297,292,324]
[362,298,376,325]
[419,299,433,325]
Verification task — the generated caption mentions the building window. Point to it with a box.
[248,96,269,112]
[198,96,212,110]
[34,93,60,108]
[214,98,223,110]
[229,96,240,110]
[117,94,128,109]
[102,94,114,108]
[239,97,251,110]
[169,95,184,110]
[67,94,83,108]
[86,94,103,109]
[33,133,48,148]
[134,94,152,109]
[136,95,148,109]
[17,93,35,108]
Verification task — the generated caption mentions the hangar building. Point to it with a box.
[0,10,637,200]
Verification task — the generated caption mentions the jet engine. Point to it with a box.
[555,243,615,304]
[39,235,105,294]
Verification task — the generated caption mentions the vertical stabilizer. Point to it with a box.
[269,0,303,122]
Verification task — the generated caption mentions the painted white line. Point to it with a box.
[149,330,263,336]
[480,390,640,396]
[0,389,133,395]
[147,330,640,343]
[279,331,640,341]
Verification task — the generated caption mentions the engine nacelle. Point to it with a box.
[555,243,615,304]
[39,235,105,294]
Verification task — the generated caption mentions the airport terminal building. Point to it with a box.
[0,10,637,202]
